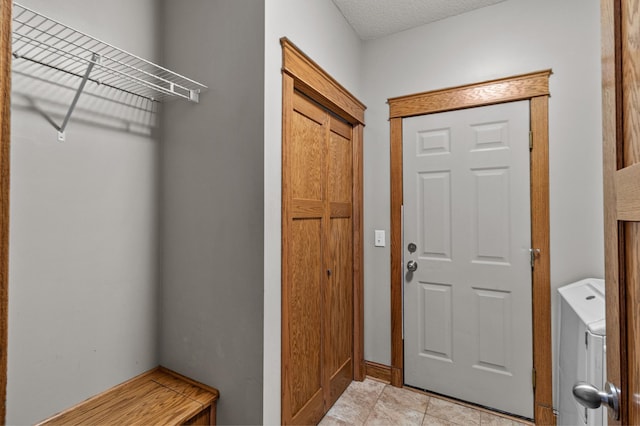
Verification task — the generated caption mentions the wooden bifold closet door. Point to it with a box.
[282,91,354,425]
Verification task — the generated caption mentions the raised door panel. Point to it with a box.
[325,217,353,406]
[291,94,325,204]
[328,118,352,205]
[418,282,453,362]
[286,219,324,424]
[418,171,452,261]
[472,169,510,264]
[473,288,513,374]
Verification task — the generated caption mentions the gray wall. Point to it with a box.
[7,0,161,424]
[360,0,603,409]
[159,1,265,425]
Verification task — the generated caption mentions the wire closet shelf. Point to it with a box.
[11,2,207,139]
[12,2,207,103]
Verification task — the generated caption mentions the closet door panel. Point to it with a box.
[283,91,355,424]
[325,119,354,406]
[286,218,324,423]
[283,92,328,425]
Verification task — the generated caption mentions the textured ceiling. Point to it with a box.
[332,0,508,40]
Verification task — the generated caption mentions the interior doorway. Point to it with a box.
[388,70,554,424]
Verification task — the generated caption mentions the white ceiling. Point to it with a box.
[331,0,508,40]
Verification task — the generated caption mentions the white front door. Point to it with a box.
[403,100,534,418]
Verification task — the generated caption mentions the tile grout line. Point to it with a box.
[419,395,428,426]
[364,383,386,425]
[420,392,430,426]
[383,382,434,426]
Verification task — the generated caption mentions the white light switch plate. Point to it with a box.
[374,230,385,247]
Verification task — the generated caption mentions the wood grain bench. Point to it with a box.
[37,367,220,426]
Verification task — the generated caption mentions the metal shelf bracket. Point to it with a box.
[56,53,100,142]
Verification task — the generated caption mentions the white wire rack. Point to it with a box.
[11,2,207,140]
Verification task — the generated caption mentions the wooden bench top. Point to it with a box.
[38,367,220,426]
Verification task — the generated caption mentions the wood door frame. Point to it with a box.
[600,2,622,424]
[388,70,554,424]
[601,1,635,423]
[0,0,11,422]
[280,37,366,416]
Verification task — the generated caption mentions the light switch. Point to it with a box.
[374,230,385,247]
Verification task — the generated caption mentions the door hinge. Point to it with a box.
[532,368,537,390]
[585,331,589,348]
[529,248,540,268]
[529,131,533,150]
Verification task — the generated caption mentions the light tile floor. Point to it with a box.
[319,378,533,426]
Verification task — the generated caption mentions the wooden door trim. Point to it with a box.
[0,0,11,422]
[352,122,365,381]
[601,1,626,423]
[388,70,553,424]
[388,70,551,119]
[280,38,366,422]
[281,38,365,126]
